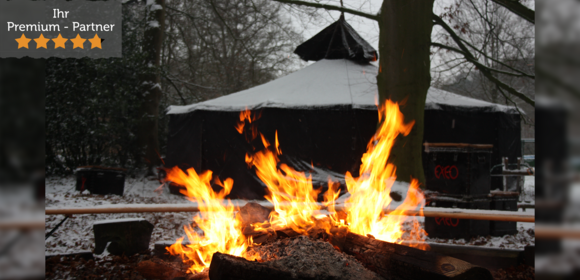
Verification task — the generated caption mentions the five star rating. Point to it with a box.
[15,33,102,49]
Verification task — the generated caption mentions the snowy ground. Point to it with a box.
[45,175,193,255]
[45,175,535,256]
[424,176,535,249]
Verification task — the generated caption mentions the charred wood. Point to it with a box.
[208,252,318,280]
[343,232,493,280]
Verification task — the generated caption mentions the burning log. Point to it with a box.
[238,202,272,226]
[343,232,493,280]
[209,252,314,280]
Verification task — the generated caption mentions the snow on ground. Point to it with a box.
[45,174,535,256]
[45,175,194,256]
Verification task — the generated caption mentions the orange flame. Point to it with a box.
[165,167,249,273]
[168,102,428,273]
[345,100,428,249]
[246,132,323,234]
[236,108,261,141]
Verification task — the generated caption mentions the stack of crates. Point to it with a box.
[423,143,493,239]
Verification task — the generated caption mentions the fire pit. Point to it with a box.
[137,103,494,280]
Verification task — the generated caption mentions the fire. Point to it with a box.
[167,101,428,274]
[345,100,428,249]
[235,107,261,141]
[165,167,249,273]
[245,131,324,235]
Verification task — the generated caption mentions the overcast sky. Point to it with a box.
[287,0,452,56]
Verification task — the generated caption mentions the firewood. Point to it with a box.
[185,271,209,280]
[238,202,272,227]
[208,252,317,280]
[275,227,300,238]
[343,232,493,280]
[137,258,188,280]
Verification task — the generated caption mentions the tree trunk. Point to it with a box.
[343,232,493,280]
[376,0,434,186]
[138,0,165,172]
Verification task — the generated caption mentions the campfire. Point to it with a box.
[156,101,491,280]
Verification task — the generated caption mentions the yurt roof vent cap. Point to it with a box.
[293,14,378,63]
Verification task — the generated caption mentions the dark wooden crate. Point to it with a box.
[489,192,519,236]
[75,166,126,195]
[423,144,492,196]
[425,196,490,239]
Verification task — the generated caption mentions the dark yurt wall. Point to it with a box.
[165,17,521,199]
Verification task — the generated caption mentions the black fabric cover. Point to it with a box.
[166,105,521,200]
[294,15,378,62]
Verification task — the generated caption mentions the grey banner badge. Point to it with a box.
[0,0,122,58]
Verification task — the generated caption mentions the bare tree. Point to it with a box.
[266,0,535,185]
[431,0,535,137]
[161,0,303,106]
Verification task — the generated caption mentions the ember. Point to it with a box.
[244,236,382,280]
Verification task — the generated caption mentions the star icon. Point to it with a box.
[88,34,102,49]
[15,34,31,49]
[34,34,50,49]
[70,34,87,49]
[51,34,68,49]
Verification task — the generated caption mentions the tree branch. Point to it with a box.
[490,0,535,24]
[431,43,533,79]
[431,42,466,56]
[433,14,535,106]
[497,86,532,125]
[459,38,535,79]
[271,0,379,21]
[161,73,188,105]
[207,0,256,60]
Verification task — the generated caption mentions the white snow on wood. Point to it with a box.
[167,59,518,114]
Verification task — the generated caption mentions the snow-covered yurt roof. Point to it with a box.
[167,59,518,115]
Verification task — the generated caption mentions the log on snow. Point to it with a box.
[208,252,317,280]
[343,232,493,280]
